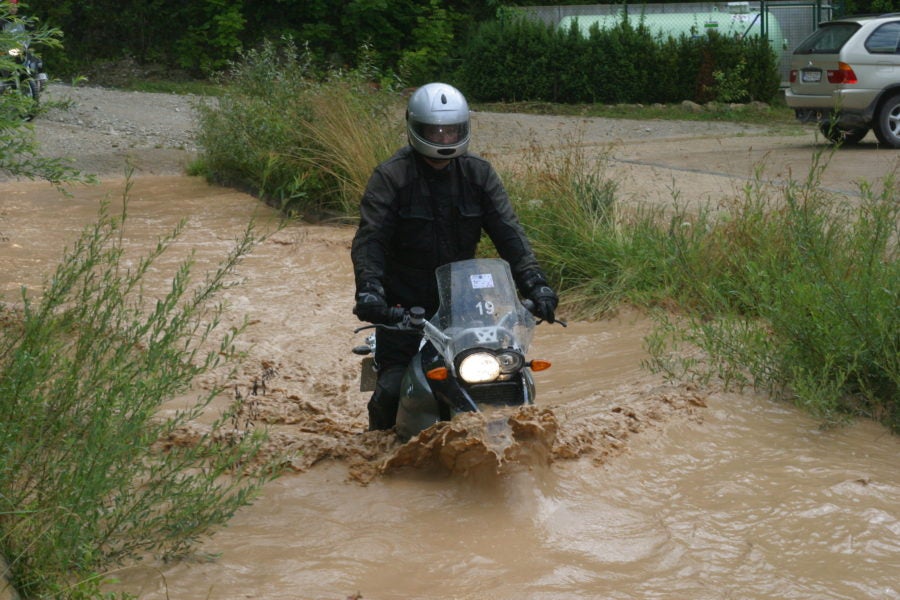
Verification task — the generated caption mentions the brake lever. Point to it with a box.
[536,317,568,327]
[353,306,427,334]
[522,298,567,327]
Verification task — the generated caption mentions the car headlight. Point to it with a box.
[458,352,501,384]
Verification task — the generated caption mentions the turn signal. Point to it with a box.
[426,367,449,381]
[530,359,552,372]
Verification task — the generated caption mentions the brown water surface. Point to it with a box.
[1,178,898,600]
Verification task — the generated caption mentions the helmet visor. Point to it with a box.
[411,121,469,147]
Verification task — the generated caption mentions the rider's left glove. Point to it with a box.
[527,284,559,324]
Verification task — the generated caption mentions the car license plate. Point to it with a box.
[802,70,822,83]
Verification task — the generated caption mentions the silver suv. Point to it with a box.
[786,14,900,147]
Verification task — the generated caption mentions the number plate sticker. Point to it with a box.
[470,273,495,289]
[801,70,822,83]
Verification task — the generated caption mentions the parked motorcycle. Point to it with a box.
[1,20,48,119]
[353,258,561,442]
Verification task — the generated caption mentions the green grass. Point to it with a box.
[473,94,801,130]
[645,165,899,429]
[191,39,402,219]
[505,137,898,431]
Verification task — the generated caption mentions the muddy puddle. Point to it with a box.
[1,177,898,600]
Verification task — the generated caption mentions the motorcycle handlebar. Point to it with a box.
[354,300,565,334]
[353,306,426,334]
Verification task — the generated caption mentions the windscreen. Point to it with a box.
[429,259,534,360]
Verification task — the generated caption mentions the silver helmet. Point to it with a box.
[406,82,470,160]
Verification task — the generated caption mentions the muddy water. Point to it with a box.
[2,178,898,600]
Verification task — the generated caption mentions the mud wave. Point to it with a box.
[161,365,708,486]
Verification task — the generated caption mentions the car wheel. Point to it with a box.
[819,122,868,145]
[873,92,900,148]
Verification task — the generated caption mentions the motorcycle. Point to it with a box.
[1,20,48,119]
[353,258,561,442]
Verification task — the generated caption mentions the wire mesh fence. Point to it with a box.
[521,1,835,85]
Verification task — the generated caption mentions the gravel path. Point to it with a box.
[13,84,890,206]
[25,83,206,178]
[15,84,762,181]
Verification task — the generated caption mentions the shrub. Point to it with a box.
[456,13,781,104]
[0,189,277,598]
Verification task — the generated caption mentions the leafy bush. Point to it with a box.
[0,190,276,598]
[30,0,467,83]
[452,15,556,102]
[174,0,246,75]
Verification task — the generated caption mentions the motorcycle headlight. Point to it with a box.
[458,352,501,384]
[8,48,21,58]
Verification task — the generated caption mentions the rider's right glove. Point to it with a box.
[353,283,403,324]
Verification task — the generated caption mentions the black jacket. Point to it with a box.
[351,146,546,314]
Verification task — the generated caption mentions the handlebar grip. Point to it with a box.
[386,306,405,325]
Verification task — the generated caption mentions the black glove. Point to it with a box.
[527,283,559,324]
[353,283,402,324]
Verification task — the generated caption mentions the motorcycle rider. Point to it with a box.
[1,0,18,22]
[351,82,559,431]
[1,0,18,30]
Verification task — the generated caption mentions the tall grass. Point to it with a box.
[646,161,899,429]
[506,135,677,318]
[291,81,404,216]
[0,185,277,598]
[194,39,402,219]
[507,138,898,430]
